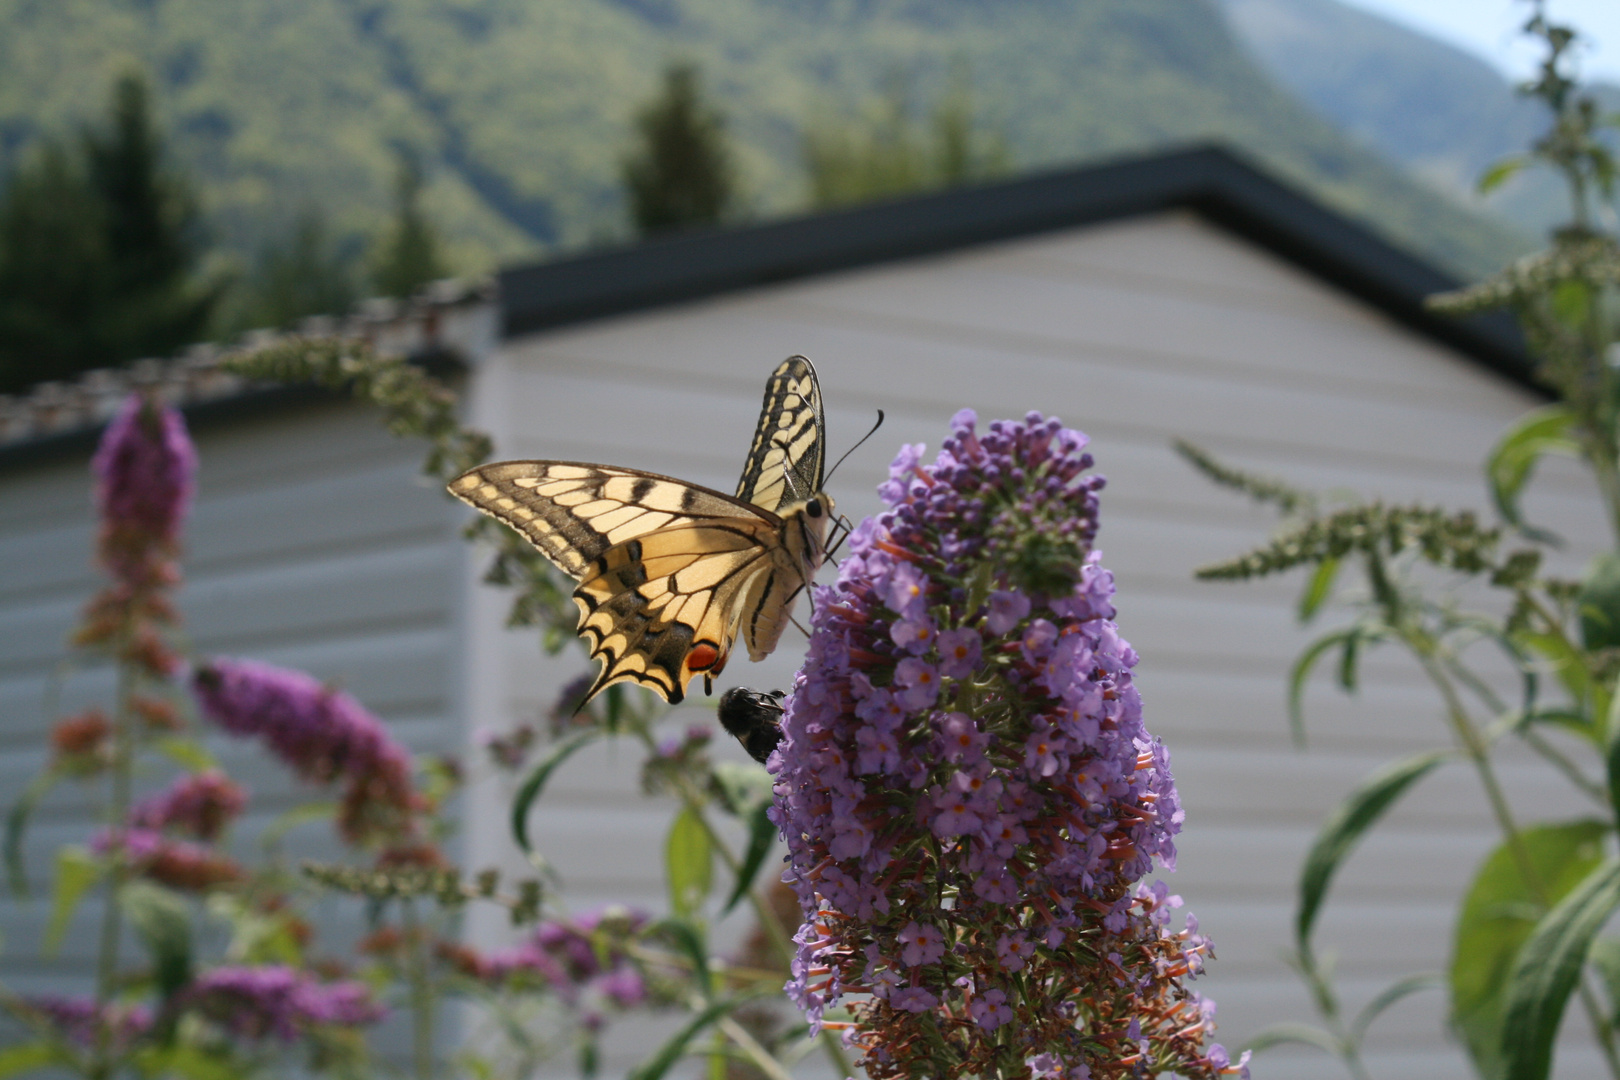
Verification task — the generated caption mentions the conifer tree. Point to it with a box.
[622,64,734,236]
[370,154,446,300]
[0,73,216,393]
[241,210,357,331]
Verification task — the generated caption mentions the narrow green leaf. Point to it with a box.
[258,800,337,849]
[1336,628,1360,692]
[722,801,777,917]
[45,846,103,956]
[1518,630,1592,714]
[151,737,218,772]
[123,881,193,1002]
[627,996,758,1080]
[1478,155,1528,193]
[1607,686,1620,829]
[1580,553,1620,651]
[666,805,714,919]
[1297,557,1340,621]
[511,730,600,854]
[1485,405,1578,530]
[1288,628,1357,748]
[1586,936,1620,1022]
[1238,1022,1342,1055]
[5,769,60,897]
[0,1042,65,1078]
[653,917,713,1000]
[1501,857,1620,1080]
[1349,971,1443,1043]
[132,1044,238,1080]
[1297,751,1451,951]
[1451,820,1609,1077]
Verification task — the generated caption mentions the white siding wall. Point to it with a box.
[0,398,465,1057]
[466,211,1608,1079]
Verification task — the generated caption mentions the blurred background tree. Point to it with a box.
[622,63,735,236]
[234,209,358,331]
[805,67,1009,208]
[0,73,218,392]
[369,152,447,300]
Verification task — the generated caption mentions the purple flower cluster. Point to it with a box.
[183,965,383,1041]
[25,995,151,1050]
[473,906,648,1023]
[92,827,242,892]
[771,411,1240,1080]
[130,770,247,841]
[90,393,196,588]
[191,659,420,846]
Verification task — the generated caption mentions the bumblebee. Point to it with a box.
[717,686,786,765]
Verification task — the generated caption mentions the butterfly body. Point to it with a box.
[450,357,832,706]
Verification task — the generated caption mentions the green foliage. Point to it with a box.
[0,0,1530,278]
[1450,820,1608,1074]
[804,69,1009,208]
[1186,12,1620,1076]
[0,73,217,391]
[622,64,734,236]
[665,805,714,920]
[231,209,358,332]
[370,153,447,299]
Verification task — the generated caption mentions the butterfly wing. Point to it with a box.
[449,461,790,705]
[735,355,826,513]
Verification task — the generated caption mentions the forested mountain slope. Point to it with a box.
[0,0,1531,278]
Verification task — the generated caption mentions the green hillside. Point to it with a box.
[1219,0,1620,239]
[0,0,1531,282]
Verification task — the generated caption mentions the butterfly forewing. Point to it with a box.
[735,355,826,513]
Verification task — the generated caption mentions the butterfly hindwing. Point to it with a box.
[735,355,826,513]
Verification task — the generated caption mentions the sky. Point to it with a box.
[1337,0,1620,84]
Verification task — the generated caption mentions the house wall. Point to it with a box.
[466,210,1608,1080]
[0,397,467,1061]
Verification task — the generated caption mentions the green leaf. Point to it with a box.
[1288,628,1358,748]
[1580,553,1620,651]
[1238,1022,1342,1055]
[123,881,194,1002]
[1349,971,1443,1043]
[0,1042,66,1078]
[652,917,713,999]
[1485,405,1579,532]
[511,730,600,854]
[1518,630,1592,716]
[1587,936,1620,1023]
[666,805,714,919]
[132,1044,238,1080]
[626,996,759,1080]
[258,800,337,849]
[45,846,103,956]
[1297,751,1451,952]
[5,769,61,897]
[1501,857,1620,1080]
[1478,155,1528,193]
[151,738,218,772]
[1297,556,1340,621]
[710,762,771,819]
[721,800,777,917]
[1451,820,1609,1077]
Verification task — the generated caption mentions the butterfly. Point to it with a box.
[449,356,835,707]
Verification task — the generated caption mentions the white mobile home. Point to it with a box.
[0,147,1599,1078]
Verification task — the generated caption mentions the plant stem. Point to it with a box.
[89,645,137,1080]
[402,898,435,1080]
[668,770,854,1079]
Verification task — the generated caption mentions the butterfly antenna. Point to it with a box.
[824,409,886,485]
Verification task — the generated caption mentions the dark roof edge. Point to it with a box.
[499,144,1534,392]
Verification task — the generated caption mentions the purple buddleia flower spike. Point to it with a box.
[183,966,383,1041]
[191,659,420,846]
[770,410,1230,1080]
[91,393,196,585]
